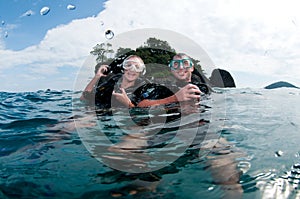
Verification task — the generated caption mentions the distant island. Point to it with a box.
[264,81,299,89]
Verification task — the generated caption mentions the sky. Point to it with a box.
[0,0,300,92]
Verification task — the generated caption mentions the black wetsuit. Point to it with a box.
[93,73,149,109]
[131,73,211,106]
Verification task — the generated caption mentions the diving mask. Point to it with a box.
[122,60,146,75]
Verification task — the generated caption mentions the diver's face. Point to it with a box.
[123,57,142,82]
[170,56,194,82]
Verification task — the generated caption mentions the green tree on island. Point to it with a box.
[90,37,205,79]
[90,42,114,63]
[115,47,133,58]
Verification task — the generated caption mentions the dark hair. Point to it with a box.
[123,55,144,64]
[172,53,192,63]
[94,62,110,74]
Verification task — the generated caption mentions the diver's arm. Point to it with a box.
[137,95,178,107]
[80,76,100,101]
[83,75,100,92]
[137,84,201,107]
[80,65,108,100]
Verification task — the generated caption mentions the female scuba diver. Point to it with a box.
[80,55,149,108]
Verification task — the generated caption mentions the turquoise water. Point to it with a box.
[0,88,300,198]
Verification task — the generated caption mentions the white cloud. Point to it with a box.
[99,0,300,87]
[0,30,5,49]
[1,0,300,91]
[0,16,102,73]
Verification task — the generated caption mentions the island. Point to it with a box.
[264,81,299,89]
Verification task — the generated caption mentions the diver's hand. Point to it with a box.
[81,65,109,99]
[112,88,134,108]
[175,84,201,102]
[95,65,109,78]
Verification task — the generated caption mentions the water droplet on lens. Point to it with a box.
[40,7,50,16]
[275,150,283,157]
[67,4,76,10]
[4,31,8,38]
[100,21,104,26]
[293,163,300,169]
[238,161,251,174]
[105,30,114,40]
[1,20,5,25]
[25,10,32,16]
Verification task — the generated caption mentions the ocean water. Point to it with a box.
[0,88,300,199]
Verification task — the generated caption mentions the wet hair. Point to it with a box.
[123,55,144,65]
[172,53,192,63]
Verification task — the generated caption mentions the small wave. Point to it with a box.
[0,180,57,198]
[1,118,58,130]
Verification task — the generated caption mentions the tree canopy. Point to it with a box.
[90,43,114,63]
[90,37,205,79]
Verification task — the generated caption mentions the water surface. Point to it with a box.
[0,88,300,198]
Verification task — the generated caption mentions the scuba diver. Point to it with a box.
[80,54,149,108]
